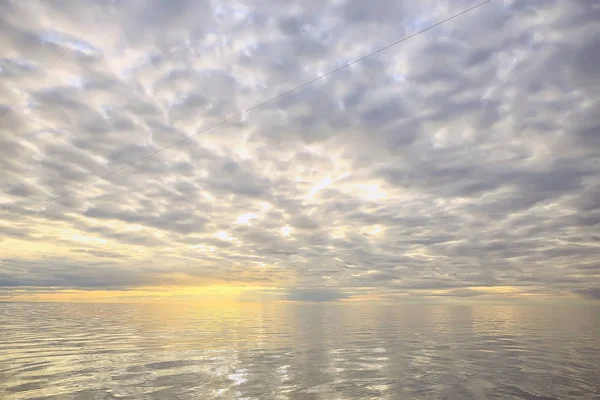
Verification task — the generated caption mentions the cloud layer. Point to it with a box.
[1,0,599,301]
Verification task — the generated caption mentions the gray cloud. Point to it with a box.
[0,0,598,301]
[0,258,154,289]
[580,289,600,300]
[286,288,348,302]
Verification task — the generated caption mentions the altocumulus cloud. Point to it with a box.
[0,0,598,301]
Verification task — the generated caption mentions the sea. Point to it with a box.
[1,302,598,399]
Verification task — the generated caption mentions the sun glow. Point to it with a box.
[2,285,277,304]
[214,231,234,241]
[307,177,332,198]
[236,212,257,225]
[357,183,387,201]
[281,225,292,237]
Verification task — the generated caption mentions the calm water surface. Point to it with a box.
[1,303,598,399]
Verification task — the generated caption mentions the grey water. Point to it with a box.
[0,302,598,399]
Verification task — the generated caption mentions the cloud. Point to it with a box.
[0,0,598,301]
[286,288,348,302]
[0,257,153,289]
[574,288,600,301]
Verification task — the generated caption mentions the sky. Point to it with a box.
[0,0,598,303]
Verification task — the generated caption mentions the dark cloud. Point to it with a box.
[286,288,348,302]
[574,289,600,301]
[0,258,154,289]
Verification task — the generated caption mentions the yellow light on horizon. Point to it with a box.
[2,284,278,304]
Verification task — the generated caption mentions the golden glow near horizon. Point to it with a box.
[1,285,281,303]
[1,0,598,304]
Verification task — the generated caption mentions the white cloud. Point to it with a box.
[236,212,258,225]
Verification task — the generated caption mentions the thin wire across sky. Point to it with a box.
[5,0,494,221]
[0,0,119,121]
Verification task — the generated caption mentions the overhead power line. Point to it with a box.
[6,0,494,222]
[0,0,119,120]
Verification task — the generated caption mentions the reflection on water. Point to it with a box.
[0,303,598,399]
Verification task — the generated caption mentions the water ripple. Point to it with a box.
[0,303,598,399]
